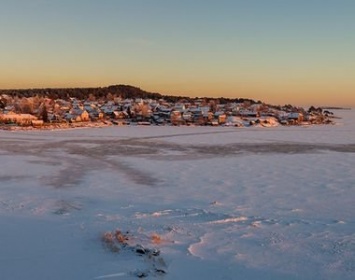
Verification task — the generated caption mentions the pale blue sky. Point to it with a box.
[1,0,355,106]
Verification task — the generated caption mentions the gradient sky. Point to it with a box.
[1,0,355,106]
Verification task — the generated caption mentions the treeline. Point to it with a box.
[0,84,258,105]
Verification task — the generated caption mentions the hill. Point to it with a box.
[0,84,258,104]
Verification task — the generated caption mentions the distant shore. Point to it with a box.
[321,107,352,110]
[0,119,338,132]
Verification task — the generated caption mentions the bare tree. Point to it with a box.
[19,98,34,114]
[88,93,96,102]
[106,92,114,101]
[141,104,151,119]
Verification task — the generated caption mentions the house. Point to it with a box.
[239,109,258,118]
[287,112,303,123]
[3,105,15,114]
[250,103,263,112]
[200,106,211,118]
[226,116,244,127]
[173,103,186,112]
[67,109,90,122]
[79,110,90,122]
[151,114,165,125]
[170,110,183,125]
[155,106,171,120]
[113,111,129,119]
[182,111,193,122]
[88,109,104,121]
[218,113,227,124]
[189,108,202,122]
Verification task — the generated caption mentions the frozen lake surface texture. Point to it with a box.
[1,110,354,280]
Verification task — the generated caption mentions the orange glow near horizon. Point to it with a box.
[0,74,354,108]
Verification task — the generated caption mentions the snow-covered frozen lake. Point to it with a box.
[1,110,354,280]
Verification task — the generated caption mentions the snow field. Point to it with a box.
[0,110,354,279]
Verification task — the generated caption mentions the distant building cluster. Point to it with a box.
[0,93,334,129]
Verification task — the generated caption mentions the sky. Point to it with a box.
[0,0,354,107]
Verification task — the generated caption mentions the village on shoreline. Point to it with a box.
[0,86,337,131]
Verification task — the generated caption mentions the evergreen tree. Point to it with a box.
[42,105,49,122]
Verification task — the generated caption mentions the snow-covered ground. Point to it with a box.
[1,110,354,280]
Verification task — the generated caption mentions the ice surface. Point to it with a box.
[0,110,354,279]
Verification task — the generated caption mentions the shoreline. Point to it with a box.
[0,119,338,132]
[0,121,112,131]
